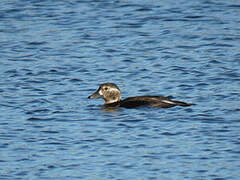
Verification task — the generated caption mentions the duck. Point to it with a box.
[88,83,195,109]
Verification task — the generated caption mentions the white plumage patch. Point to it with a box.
[162,100,176,104]
[99,89,103,96]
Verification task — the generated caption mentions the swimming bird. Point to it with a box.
[88,83,195,108]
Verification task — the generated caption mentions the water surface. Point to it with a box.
[0,0,240,179]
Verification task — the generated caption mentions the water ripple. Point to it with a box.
[0,0,240,179]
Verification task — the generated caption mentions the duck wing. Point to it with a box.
[120,96,194,108]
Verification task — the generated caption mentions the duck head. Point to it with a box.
[88,83,122,104]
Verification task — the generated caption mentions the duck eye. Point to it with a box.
[104,87,108,91]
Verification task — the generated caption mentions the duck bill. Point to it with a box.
[88,90,102,99]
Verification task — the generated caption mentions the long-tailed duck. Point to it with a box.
[88,83,195,108]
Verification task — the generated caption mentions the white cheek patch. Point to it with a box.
[162,100,176,104]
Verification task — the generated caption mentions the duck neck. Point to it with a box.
[104,96,122,104]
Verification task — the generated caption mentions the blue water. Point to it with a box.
[0,0,240,179]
